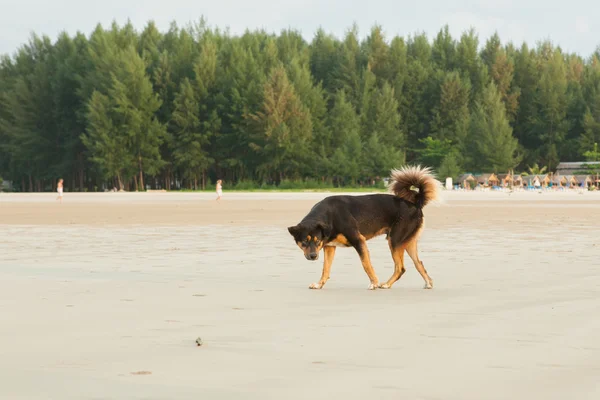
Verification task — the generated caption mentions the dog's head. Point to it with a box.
[287,222,331,261]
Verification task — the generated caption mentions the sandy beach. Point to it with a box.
[1,190,599,400]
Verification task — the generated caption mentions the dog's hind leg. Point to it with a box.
[309,246,336,290]
[379,239,406,289]
[352,235,380,290]
[406,239,433,289]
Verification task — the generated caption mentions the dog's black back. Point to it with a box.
[297,193,423,245]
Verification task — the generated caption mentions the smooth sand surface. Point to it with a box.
[1,190,599,400]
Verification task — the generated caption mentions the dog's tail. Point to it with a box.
[388,165,440,208]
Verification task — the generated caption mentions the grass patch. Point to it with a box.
[178,187,388,193]
[176,178,388,192]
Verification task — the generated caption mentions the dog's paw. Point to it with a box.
[367,283,379,290]
[423,282,433,289]
[309,282,323,290]
[378,283,391,289]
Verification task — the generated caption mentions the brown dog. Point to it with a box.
[287,165,440,290]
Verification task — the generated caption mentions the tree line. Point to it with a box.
[1,19,600,192]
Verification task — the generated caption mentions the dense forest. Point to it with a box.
[1,19,600,192]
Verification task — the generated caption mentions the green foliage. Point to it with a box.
[430,70,471,145]
[247,65,313,181]
[170,78,213,189]
[583,143,599,162]
[526,163,547,175]
[469,82,521,172]
[80,90,131,189]
[532,45,569,170]
[438,150,462,180]
[0,20,598,191]
[326,89,362,182]
[415,136,453,168]
[80,45,166,190]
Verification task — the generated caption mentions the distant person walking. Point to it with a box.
[56,178,64,203]
[216,179,223,201]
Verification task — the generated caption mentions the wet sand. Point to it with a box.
[1,190,599,399]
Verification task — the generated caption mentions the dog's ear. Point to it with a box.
[317,222,331,239]
[287,225,301,238]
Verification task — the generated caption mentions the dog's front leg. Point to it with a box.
[309,246,336,289]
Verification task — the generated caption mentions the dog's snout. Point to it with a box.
[309,253,318,260]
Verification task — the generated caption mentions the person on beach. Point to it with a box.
[56,178,64,203]
[216,179,223,201]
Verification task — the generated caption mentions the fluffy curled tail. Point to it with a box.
[388,165,440,208]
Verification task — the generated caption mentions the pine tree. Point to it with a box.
[138,21,162,81]
[80,91,131,190]
[430,70,471,146]
[469,82,521,171]
[362,25,391,83]
[438,150,461,180]
[531,45,569,170]
[285,56,328,176]
[431,25,456,71]
[360,80,404,176]
[490,50,520,121]
[247,65,313,181]
[52,32,89,191]
[563,54,587,161]
[276,29,309,67]
[481,33,520,121]
[332,25,364,109]
[362,134,403,178]
[193,38,221,188]
[512,42,540,165]
[402,34,434,157]
[170,78,213,189]
[109,46,166,190]
[327,90,362,183]
[480,32,501,69]
[309,28,338,93]
[81,46,166,191]
[388,36,408,115]
[580,57,600,156]
[581,108,600,155]
[0,56,14,180]
[415,136,453,169]
[1,35,59,191]
[374,82,404,151]
[455,28,488,105]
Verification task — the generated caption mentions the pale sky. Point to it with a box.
[1,0,599,57]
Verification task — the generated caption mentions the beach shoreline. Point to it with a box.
[1,191,599,399]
